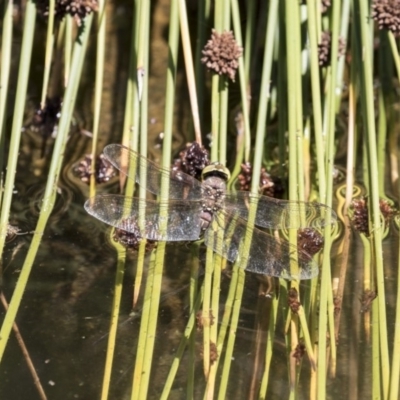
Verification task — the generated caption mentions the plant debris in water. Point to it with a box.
[5,224,20,243]
[360,289,377,313]
[237,161,284,198]
[372,0,400,36]
[201,29,243,82]
[74,153,116,184]
[37,0,98,26]
[172,142,210,180]
[26,97,62,156]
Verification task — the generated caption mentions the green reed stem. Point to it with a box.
[209,0,225,162]
[0,0,13,154]
[371,298,381,399]
[132,0,178,397]
[251,0,278,190]
[258,295,278,399]
[178,0,202,144]
[210,73,220,162]
[131,251,156,400]
[377,90,387,197]
[202,242,214,377]
[389,222,400,399]
[0,13,93,363]
[64,16,73,85]
[0,0,36,257]
[317,0,341,397]
[100,244,126,400]
[243,0,255,82]
[40,0,55,108]
[217,267,246,400]
[231,0,251,163]
[357,2,390,397]
[388,32,400,83]
[160,288,204,400]
[286,0,302,279]
[194,0,210,136]
[204,251,238,398]
[130,0,153,397]
[122,4,139,149]
[306,0,326,199]
[335,0,350,111]
[187,243,201,398]
[89,0,106,197]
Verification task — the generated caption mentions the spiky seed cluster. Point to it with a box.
[58,0,99,26]
[350,197,369,235]
[237,162,282,198]
[74,154,116,184]
[37,0,98,26]
[350,197,396,236]
[372,0,400,36]
[200,342,218,364]
[297,228,324,257]
[318,31,346,67]
[113,217,157,252]
[201,29,243,81]
[172,142,210,180]
[379,199,396,225]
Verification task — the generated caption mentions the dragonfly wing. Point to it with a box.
[103,144,203,200]
[223,192,337,229]
[204,211,319,280]
[85,195,202,241]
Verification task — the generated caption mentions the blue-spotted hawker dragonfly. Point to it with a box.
[84,144,337,280]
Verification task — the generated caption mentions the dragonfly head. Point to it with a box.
[201,163,231,182]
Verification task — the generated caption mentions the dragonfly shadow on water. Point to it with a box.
[85,144,338,280]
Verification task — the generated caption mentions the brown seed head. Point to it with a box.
[37,0,98,26]
[237,162,282,198]
[318,31,346,67]
[350,197,369,235]
[201,29,243,81]
[297,228,324,257]
[74,153,116,184]
[372,0,400,36]
[172,142,210,180]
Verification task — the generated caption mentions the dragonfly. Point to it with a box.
[84,144,337,280]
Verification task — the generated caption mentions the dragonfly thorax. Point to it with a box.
[200,174,227,230]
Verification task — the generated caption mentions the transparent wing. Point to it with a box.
[84,195,202,241]
[223,192,337,229]
[104,144,202,200]
[204,210,319,280]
